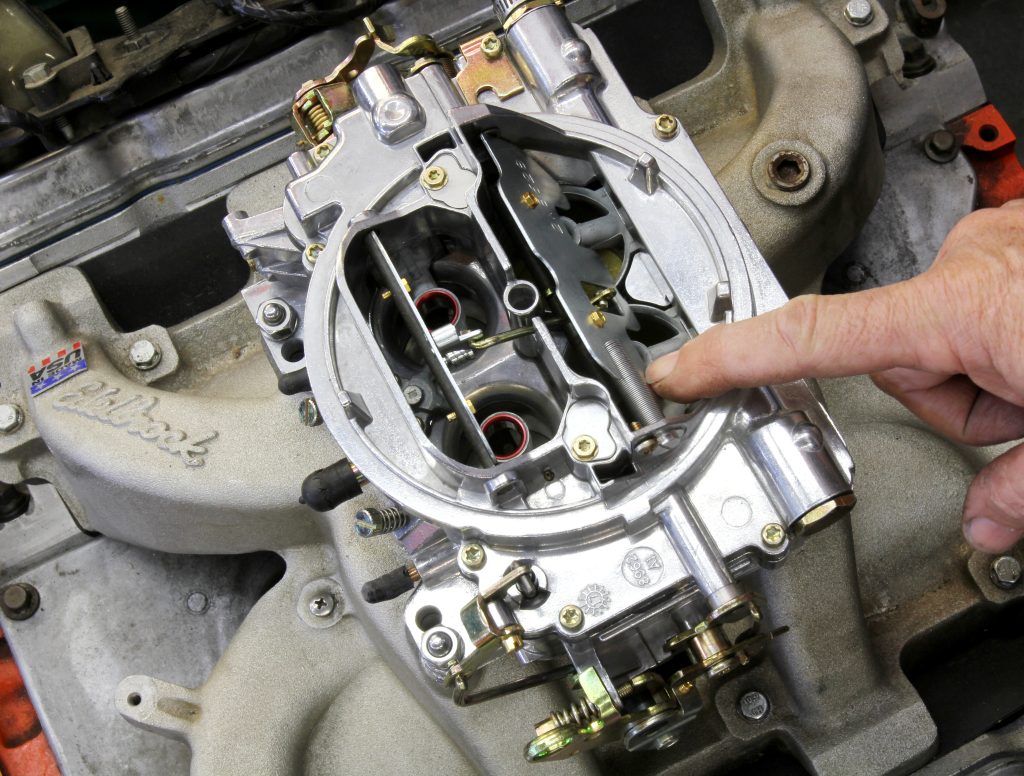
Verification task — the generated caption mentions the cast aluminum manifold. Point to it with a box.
[226,0,855,760]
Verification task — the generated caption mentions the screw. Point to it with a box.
[309,593,335,618]
[1,583,39,620]
[587,310,607,328]
[738,690,771,722]
[129,339,161,371]
[844,0,874,26]
[461,543,486,570]
[559,604,584,631]
[654,114,679,139]
[480,32,502,59]
[186,591,209,614]
[261,302,285,325]
[924,129,958,163]
[298,397,321,427]
[115,5,139,37]
[304,243,324,265]
[426,630,453,657]
[520,191,540,208]
[571,434,599,462]
[421,165,448,190]
[403,384,424,406]
[354,506,409,537]
[761,523,786,547]
[990,556,1022,590]
[0,404,24,434]
[314,143,331,161]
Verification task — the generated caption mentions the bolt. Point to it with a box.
[520,191,540,208]
[115,5,139,37]
[22,63,50,89]
[761,523,786,547]
[129,339,161,371]
[314,143,331,161]
[261,302,286,325]
[587,310,607,328]
[768,150,810,191]
[844,0,874,26]
[845,263,867,285]
[298,397,321,427]
[426,630,453,657]
[480,32,502,59]
[304,243,324,265]
[0,404,24,434]
[186,591,209,614]
[990,556,1022,590]
[403,384,424,406]
[738,690,771,722]
[559,604,584,631]
[924,129,958,163]
[461,543,486,570]
[421,165,448,190]
[309,592,335,618]
[654,113,679,139]
[54,116,73,142]
[571,434,599,462]
[1,583,39,620]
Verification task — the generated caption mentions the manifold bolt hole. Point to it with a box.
[127,692,142,707]
[979,124,999,143]
[768,151,810,191]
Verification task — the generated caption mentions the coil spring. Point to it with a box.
[549,698,602,728]
[354,507,409,537]
[302,95,332,142]
[605,339,663,427]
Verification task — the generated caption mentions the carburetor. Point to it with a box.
[225,0,856,760]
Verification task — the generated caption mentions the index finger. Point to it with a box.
[645,279,954,403]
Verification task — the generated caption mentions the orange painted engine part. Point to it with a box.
[950,103,1024,208]
[0,628,61,776]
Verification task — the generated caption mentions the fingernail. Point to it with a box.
[964,517,1022,553]
[646,351,678,384]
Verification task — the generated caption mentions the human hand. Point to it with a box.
[646,200,1024,554]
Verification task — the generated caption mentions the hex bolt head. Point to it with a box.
[1,583,40,620]
[421,165,448,190]
[844,0,874,26]
[426,630,454,657]
[22,62,51,88]
[761,523,786,547]
[298,397,322,427]
[990,556,1022,590]
[654,113,679,139]
[559,604,584,631]
[738,690,771,721]
[0,404,24,434]
[461,543,486,570]
[571,435,599,462]
[924,129,958,163]
[129,339,162,371]
[309,593,335,618]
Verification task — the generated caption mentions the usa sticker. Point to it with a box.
[28,342,88,397]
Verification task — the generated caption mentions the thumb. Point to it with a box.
[645,279,950,404]
[963,444,1024,554]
